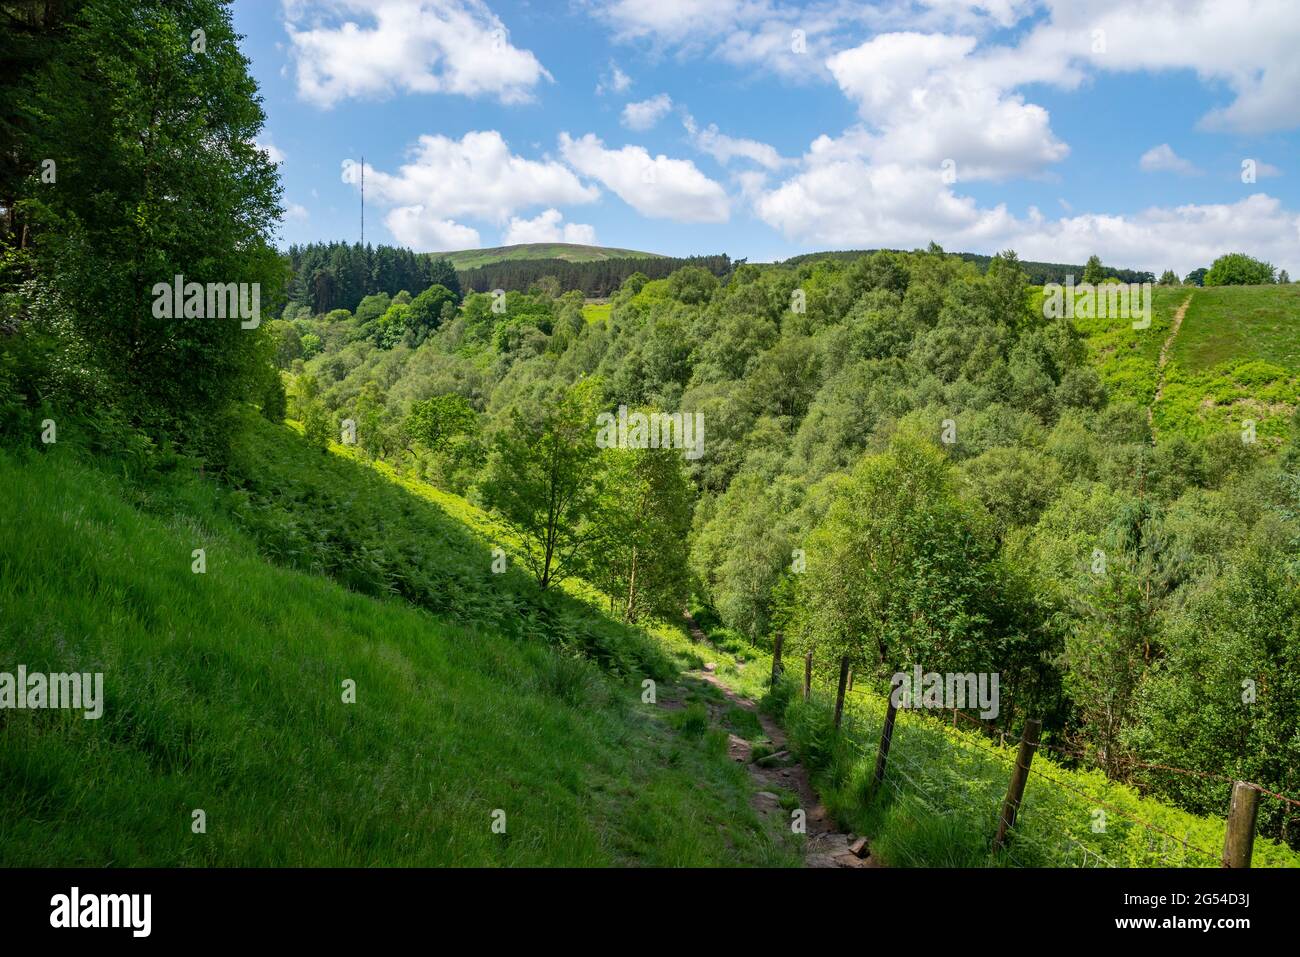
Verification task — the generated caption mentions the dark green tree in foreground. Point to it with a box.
[1081,254,1104,285]
[17,0,283,447]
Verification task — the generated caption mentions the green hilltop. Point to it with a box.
[438,242,665,270]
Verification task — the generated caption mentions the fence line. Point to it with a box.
[790,653,1291,867]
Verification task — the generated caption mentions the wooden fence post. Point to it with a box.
[1223,781,1260,868]
[873,696,899,792]
[833,655,850,729]
[803,652,812,702]
[847,668,854,692]
[770,631,785,686]
[993,719,1041,854]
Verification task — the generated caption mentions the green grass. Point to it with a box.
[776,681,1300,868]
[1173,284,1300,372]
[0,423,800,867]
[581,301,611,325]
[1057,283,1300,445]
[439,243,663,270]
[1047,284,1188,407]
[1154,286,1300,443]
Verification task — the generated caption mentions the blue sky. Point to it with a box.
[233,0,1300,275]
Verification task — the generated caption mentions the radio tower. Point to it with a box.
[360,155,365,246]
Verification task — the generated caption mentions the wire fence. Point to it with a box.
[787,654,1298,868]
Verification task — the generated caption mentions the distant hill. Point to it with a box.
[780,248,1154,285]
[457,252,730,298]
[440,242,665,270]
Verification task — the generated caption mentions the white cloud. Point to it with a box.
[284,202,310,221]
[1006,194,1300,278]
[914,0,1036,30]
[1139,144,1200,176]
[342,130,598,225]
[595,61,632,95]
[755,154,1017,250]
[590,0,744,45]
[502,208,597,245]
[588,0,845,80]
[683,115,789,170]
[559,132,730,223]
[1007,0,1300,135]
[752,144,1300,276]
[284,0,550,108]
[384,206,481,251]
[588,0,1300,137]
[826,32,1069,181]
[621,93,674,131]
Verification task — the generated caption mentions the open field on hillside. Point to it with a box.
[441,243,662,270]
[1154,285,1300,442]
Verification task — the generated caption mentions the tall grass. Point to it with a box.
[0,430,797,866]
[777,680,1300,868]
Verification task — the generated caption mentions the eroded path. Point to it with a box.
[1148,294,1194,433]
[663,615,875,868]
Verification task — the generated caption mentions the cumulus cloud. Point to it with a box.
[284,0,550,108]
[1006,0,1300,135]
[502,208,597,245]
[384,207,480,251]
[621,94,674,131]
[826,31,1069,181]
[342,130,598,225]
[559,132,731,223]
[1139,144,1200,175]
[752,141,1300,276]
[587,0,1300,137]
[1003,194,1300,277]
[284,202,310,221]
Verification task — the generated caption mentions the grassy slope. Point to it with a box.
[0,422,796,867]
[1055,283,1300,444]
[1046,283,1187,407]
[1156,285,1300,442]
[440,243,663,270]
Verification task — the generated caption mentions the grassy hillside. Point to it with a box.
[1061,284,1188,407]
[440,242,663,270]
[1154,285,1300,443]
[1066,283,1300,443]
[0,418,795,867]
